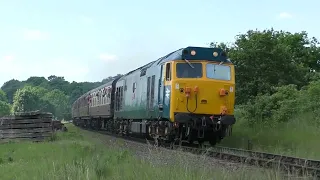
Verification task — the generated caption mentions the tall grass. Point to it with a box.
[0,124,307,180]
[221,81,320,160]
[221,112,320,159]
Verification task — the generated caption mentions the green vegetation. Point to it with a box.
[0,90,11,116]
[0,75,122,119]
[0,124,304,180]
[214,29,320,159]
[221,82,320,159]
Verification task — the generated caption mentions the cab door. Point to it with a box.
[158,64,165,112]
[162,62,172,119]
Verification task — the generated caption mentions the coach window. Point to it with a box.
[165,63,171,81]
[102,94,104,105]
[107,89,111,104]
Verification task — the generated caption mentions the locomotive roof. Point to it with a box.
[156,46,232,64]
[121,46,231,77]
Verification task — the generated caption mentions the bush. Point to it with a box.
[221,80,320,158]
[240,84,300,126]
[239,81,320,126]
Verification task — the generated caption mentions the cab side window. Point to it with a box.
[165,63,171,81]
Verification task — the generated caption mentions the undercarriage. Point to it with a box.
[73,113,235,147]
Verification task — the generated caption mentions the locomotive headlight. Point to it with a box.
[191,50,196,56]
[213,51,218,57]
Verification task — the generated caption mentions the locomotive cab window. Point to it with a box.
[206,64,231,81]
[165,63,171,81]
[176,63,202,78]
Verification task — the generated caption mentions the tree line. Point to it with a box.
[0,74,122,119]
[0,28,320,123]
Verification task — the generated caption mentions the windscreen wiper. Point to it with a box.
[184,59,194,68]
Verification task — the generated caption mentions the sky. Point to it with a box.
[0,0,319,87]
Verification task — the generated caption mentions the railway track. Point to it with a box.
[81,127,320,179]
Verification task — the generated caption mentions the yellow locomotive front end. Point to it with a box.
[171,61,235,117]
[166,47,236,146]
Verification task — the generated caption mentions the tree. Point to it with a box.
[47,75,70,94]
[25,76,48,87]
[212,29,320,104]
[0,90,11,117]
[1,79,25,103]
[43,89,69,120]
[0,90,8,102]
[0,101,11,117]
[12,86,54,113]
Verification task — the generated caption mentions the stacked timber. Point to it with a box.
[0,111,54,143]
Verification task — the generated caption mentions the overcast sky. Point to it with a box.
[0,0,319,86]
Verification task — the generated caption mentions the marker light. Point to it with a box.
[185,87,191,97]
[219,88,227,96]
[193,86,199,94]
[213,52,218,57]
[191,50,196,56]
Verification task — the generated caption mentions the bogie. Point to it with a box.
[72,116,231,147]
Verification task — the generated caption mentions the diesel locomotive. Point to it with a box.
[72,46,236,146]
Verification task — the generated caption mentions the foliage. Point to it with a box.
[0,74,122,119]
[0,101,11,117]
[12,86,55,113]
[43,89,70,120]
[0,90,11,117]
[237,79,320,125]
[210,29,320,157]
[0,90,8,102]
[211,29,320,104]
[220,80,320,158]
[1,79,25,104]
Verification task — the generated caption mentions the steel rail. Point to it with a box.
[175,145,320,178]
[206,145,320,170]
[80,127,320,178]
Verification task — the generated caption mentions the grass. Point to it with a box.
[0,124,313,180]
[221,111,320,160]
